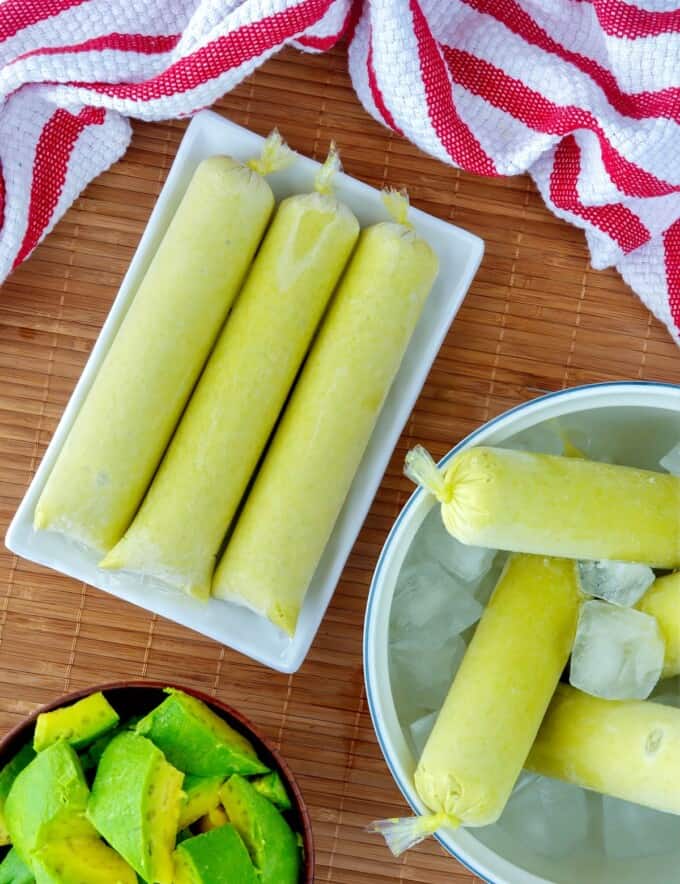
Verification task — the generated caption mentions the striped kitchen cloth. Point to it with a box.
[0,1,678,341]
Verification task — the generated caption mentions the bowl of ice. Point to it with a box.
[364,381,680,884]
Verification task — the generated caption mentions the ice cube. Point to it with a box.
[390,633,466,721]
[570,600,665,700]
[408,711,438,758]
[650,676,680,708]
[660,441,680,475]
[475,552,509,607]
[577,560,655,607]
[392,561,452,632]
[499,776,589,858]
[603,795,680,858]
[512,770,540,796]
[391,561,483,645]
[415,506,497,583]
[503,422,565,456]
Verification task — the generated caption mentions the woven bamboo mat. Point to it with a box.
[1,43,679,883]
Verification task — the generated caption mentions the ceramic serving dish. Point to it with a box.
[6,109,483,673]
[364,381,680,884]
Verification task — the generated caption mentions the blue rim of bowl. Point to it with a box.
[363,380,680,884]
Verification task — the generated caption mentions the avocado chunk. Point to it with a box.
[32,837,136,884]
[195,807,229,834]
[87,732,183,884]
[177,828,194,845]
[79,716,142,773]
[173,826,256,884]
[0,847,34,884]
[136,690,267,777]
[220,775,300,884]
[252,771,292,811]
[178,776,224,830]
[5,742,94,864]
[0,745,36,845]
[33,693,119,753]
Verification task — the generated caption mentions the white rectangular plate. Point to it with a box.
[6,110,483,673]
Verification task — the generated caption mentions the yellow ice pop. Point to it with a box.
[101,149,360,599]
[638,572,680,677]
[34,134,294,554]
[212,192,438,634]
[405,446,680,568]
[369,554,581,854]
[527,683,680,814]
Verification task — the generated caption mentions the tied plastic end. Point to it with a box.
[314,142,341,195]
[382,187,413,228]
[247,129,295,176]
[404,446,448,501]
[367,812,452,856]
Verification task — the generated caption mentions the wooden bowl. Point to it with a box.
[0,680,314,882]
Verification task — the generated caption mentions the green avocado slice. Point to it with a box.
[5,742,94,864]
[79,715,142,773]
[136,690,267,778]
[33,694,119,753]
[195,806,228,834]
[0,745,36,846]
[220,775,300,884]
[252,771,292,811]
[178,776,224,830]
[0,847,34,884]
[32,837,136,884]
[173,825,257,884]
[87,732,183,884]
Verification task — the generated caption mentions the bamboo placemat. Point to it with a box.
[1,43,679,883]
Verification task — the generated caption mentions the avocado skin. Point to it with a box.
[0,847,34,884]
[136,690,267,777]
[5,742,94,864]
[221,775,301,884]
[174,825,257,884]
[0,745,36,846]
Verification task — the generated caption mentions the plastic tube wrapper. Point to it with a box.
[405,445,680,568]
[527,683,680,815]
[34,133,294,553]
[212,191,438,634]
[369,554,581,854]
[101,148,359,598]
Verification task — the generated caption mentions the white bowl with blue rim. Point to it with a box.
[364,381,680,884]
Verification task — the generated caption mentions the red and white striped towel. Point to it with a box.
[1,1,678,341]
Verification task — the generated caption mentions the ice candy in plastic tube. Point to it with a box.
[404,446,680,568]
[101,147,359,599]
[212,191,438,634]
[369,554,582,854]
[34,133,294,553]
[527,683,680,814]
[638,572,680,677]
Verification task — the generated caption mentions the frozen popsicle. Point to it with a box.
[34,133,294,554]
[101,148,359,599]
[369,554,582,854]
[526,683,680,815]
[638,572,680,678]
[405,446,680,568]
[212,192,439,634]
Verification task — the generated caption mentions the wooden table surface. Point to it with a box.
[1,43,679,883]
